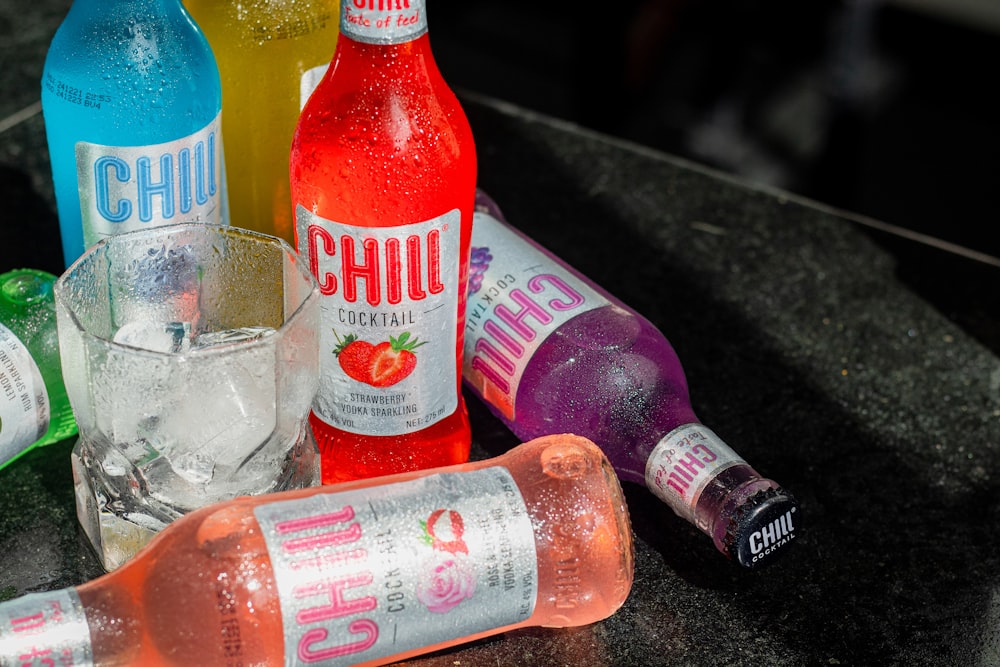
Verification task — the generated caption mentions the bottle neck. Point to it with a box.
[0,588,93,664]
[322,4,444,108]
[70,0,186,15]
[339,0,429,47]
[62,0,197,38]
[612,395,700,483]
[641,423,752,526]
[0,270,56,320]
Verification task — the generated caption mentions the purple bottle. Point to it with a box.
[463,190,799,569]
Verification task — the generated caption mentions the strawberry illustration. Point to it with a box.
[369,332,425,387]
[333,330,375,384]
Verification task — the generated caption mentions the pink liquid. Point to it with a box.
[1,436,632,666]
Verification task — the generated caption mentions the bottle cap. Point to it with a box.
[0,269,56,321]
[1,269,55,304]
[725,487,799,569]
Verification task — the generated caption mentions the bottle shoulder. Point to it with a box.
[45,7,218,78]
[501,435,634,626]
[41,13,221,140]
[0,271,57,347]
[540,305,687,382]
[308,36,451,103]
[290,37,475,221]
[76,498,285,664]
[185,0,339,53]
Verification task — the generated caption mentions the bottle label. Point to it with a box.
[256,466,538,666]
[0,589,93,667]
[0,324,50,466]
[644,424,744,524]
[462,211,607,420]
[300,64,329,109]
[297,206,461,436]
[74,112,226,248]
[340,0,427,45]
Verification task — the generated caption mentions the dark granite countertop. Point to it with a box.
[3,2,1000,665]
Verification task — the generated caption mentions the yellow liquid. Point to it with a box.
[183,0,339,243]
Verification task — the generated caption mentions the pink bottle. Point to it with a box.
[0,435,632,665]
[463,191,799,569]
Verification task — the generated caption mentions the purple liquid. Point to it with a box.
[514,303,698,486]
[465,191,799,568]
[467,191,697,485]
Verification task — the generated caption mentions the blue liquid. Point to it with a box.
[41,0,225,267]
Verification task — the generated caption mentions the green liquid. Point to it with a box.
[0,269,78,469]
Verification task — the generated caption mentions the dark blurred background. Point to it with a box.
[432,0,1000,262]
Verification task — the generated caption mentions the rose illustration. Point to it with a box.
[415,552,476,614]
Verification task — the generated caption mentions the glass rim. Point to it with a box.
[53,223,319,358]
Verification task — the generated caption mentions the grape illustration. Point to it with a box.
[468,246,492,295]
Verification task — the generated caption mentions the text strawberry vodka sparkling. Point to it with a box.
[298,207,461,436]
[255,466,538,665]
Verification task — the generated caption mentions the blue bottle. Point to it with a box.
[41,0,228,267]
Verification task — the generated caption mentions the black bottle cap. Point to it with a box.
[725,487,800,569]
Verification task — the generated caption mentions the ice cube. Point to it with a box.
[193,326,275,347]
[170,450,216,485]
[156,326,279,478]
[113,320,192,353]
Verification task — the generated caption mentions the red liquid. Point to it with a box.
[290,20,476,483]
[33,435,635,666]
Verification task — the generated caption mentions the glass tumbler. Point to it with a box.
[55,224,320,570]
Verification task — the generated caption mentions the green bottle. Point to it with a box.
[0,269,77,469]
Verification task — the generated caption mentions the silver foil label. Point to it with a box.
[300,64,328,110]
[75,112,226,247]
[296,206,461,437]
[463,211,607,420]
[0,324,49,466]
[0,589,93,667]
[256,467,538,665]
[340,0,427,45]
[645,424,744,524]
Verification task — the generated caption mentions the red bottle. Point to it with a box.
[290,0,476,483]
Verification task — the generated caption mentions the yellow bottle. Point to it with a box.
[183,0,339,243]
